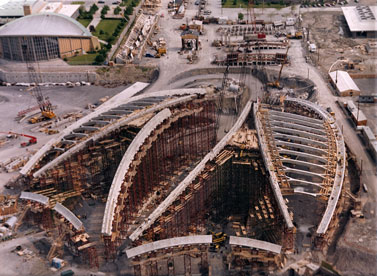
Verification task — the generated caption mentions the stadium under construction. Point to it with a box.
[14,81,346,275]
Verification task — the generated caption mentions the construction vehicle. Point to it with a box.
[21,44,56,124]
[287,31,303,39]
[209,231,227,251]
[1,132,37,147]
[155,47,167,58]
[267,46,290,89]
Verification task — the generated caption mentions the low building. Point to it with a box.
[342,6,377,38]
[346,100,367,126]
[366,40,377,53]
[329,70,361,97]
[0,13,100,61]
[0,0,80,24]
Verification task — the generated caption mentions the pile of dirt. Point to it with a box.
[95,65,158,88]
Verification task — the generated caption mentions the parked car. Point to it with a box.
[195,0,200,5]
[112,0,120,4]
[203,10,211,15]
[98,0,105,3]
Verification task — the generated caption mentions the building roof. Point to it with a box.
[0,0,41,17]
[0,13,91,37]
[329,70,360,93]
[342,6,377,32]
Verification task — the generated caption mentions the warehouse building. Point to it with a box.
[342,6,377,38]
[329,70,361,97]
[0,0,80,25]
[0,13,100,61]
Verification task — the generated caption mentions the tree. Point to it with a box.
[89,25,96,32]
[238,12,244,20]
[95,54,105,64]
[232,0,237,6]
[114,6,121,15]
[125,6,133,15]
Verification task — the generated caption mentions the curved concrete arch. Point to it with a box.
[284,98,345,235]
[273,133,328,148]
[272,126,328,142]
[21,82,149,176]
[125,235,212,258]
[54,203,83,231]
[20,191,49,206]
[229,236,281,254]
[22,85,211,177]
[129,101,253,241]
[270,121,327,136]
[102,109,172,236]
[254,104,294,230]
[32,95,200,178]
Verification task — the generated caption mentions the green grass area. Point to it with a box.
[222,0,287,9]
[72,1,85,4]
[93,19,123,42]
[77,18,92,27]
[66,53,98,65]
[120,0,140,7]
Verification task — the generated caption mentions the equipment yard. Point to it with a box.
[0,0,376,275]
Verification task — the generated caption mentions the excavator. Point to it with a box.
[1,132,37,147]
[267,46,290,89]
[21,44,56,124]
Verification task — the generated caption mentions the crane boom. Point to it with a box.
[21,42,56,123]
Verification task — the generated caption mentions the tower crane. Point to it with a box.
[21,43,56,124]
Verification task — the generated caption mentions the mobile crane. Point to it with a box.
[1,132,37,147]
[267,46,290,89]
[21,44,56,124]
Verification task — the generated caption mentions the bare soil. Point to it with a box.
[95,65,158,87]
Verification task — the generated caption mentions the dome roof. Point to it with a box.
[0,13,92,37]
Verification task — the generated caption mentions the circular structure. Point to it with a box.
[0,13,100,61]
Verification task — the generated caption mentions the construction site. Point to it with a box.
[0,0,376,275]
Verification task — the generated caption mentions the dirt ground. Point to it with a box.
[302,11,377,76]
[95,65,158,88]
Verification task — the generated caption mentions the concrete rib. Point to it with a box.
[284,167,325,179]
[273,133,328,148]
[269,110,323,124]
[288,178,323,188]
[269,114,324,129]
[272,126,328,142]
[278,148,327,163]
[281,158,326,171]
[270,121,327,136]
[102,109,172,236]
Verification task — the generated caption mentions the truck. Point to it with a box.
[61,270,74,276]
